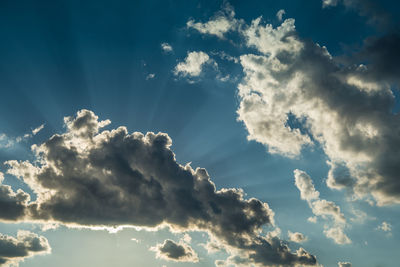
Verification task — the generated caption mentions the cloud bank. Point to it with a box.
[188,8,400,206]
[3,109,317,267]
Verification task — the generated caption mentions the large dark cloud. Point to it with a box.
[0,230,50,266]
[355,32,400,84]
[4,110,317,266]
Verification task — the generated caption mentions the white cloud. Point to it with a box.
[174,51,213,77]
[146,73,155,80]
[377,221,392,232]
[32,124,45,135]
[288,231,308,243]
[187,4,238,39]
[324,226,351,245]
[322,0,339,7]
[161,42,173,53]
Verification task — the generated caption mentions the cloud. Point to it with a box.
[323,227,351,245]
[276,9,286,21]
[338,261,352,267]
[146,73,155,80]
[231,14,400,205]
[187,4,238,39]
[322,0,339,7]
[174,51,214,78]
[294,169,320,201]
[0,230,50,267]
[32,124,45,136]
[321,0,391,27]
[161,42,173,53]
[150,239,199,262]
[377,221,392,232]
[288,231,308,243]
[4,109,318,266]
[294,170,350,244]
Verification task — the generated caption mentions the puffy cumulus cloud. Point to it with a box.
[323,227,351,245]
[294,169,320,201]
[294,170,350,244]
[150,239,199,262]
[232,14,400,205]
[174,51,214,78]
[161,42,173,53]
[187,3,238,39]
[0,230,50,266]
[288,231,308,243]
[338,261,352,267]
[4,110,318,267]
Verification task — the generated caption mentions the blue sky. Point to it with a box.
[0,1,399,267]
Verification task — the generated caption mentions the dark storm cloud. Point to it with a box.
[4,110,317,266]
[151,239,198,262]
[355,32,400,83]
[323,0,392,28]
[0,184,29,222]
[0,231,50,266]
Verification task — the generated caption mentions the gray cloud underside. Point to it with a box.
[2,110,317,267]
[151,239,199,262]
[0,231,50,266]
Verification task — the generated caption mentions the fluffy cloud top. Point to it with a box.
[288,231,308,243]
[338,262,352,267]
[229,14,400,205]
[151,239,199,262]
[0,231,50,266]
[3,110,317,267]
[174,51,212,77]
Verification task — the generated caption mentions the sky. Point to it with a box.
[0,0,399,266]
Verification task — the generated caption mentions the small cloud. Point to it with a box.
[32,124,45,135]
[146,73,156,80]
[276,9,286,21]
[131,238,141,243]
[324,227,351,245]
[322,0,339,7]
[174,51,214,77]
[161,42,173,53]
[338,262,352,267]
[377,221,392,232]
[288,231,308,243]
[150,239,199,263]
[308,216,317,223]
[187,3,238,39]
